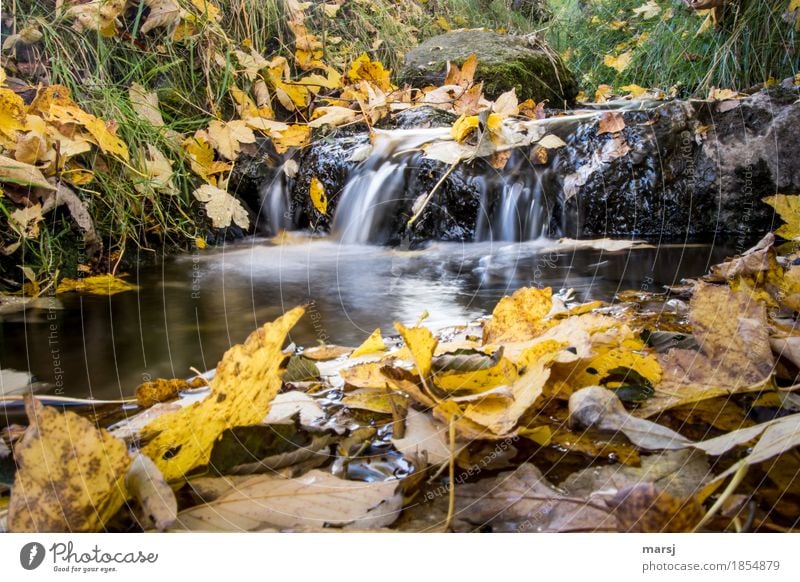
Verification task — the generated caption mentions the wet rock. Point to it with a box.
[398,31,578,107]
[557,86,800,241]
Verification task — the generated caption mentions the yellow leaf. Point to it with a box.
[341,388,407,414]
[183,135,232,183]
[0,87,26,139]
[482,286,553,344]
[14,131,48,165]
[309,176,328,214]
[56,274,138,295]
[347,53,394,92]
[518,425,552,445]
[206,119,256,161]
[604,51,633,73]
[46,104,130,161]
[295,48,326,71]
[189,0,221,21]
[195,237,207,249]
[271,124,311,154]
[434,356,518,395]
[351,328,387,357]
[632,0,661,19]
[61,165,95,186]
[299,68,343,92]
[763,194,800,240]
[7,397,130,532]
[395,322,438,378]
[137,144,177,195]
[444,53,478,88]
[140,307,305,481]
[451,115,479,142]
[620,84,648,98]
[193,184,250,229]
[340,361,391,389]
[594,84,613,102]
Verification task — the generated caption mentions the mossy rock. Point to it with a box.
[398,31,577,107]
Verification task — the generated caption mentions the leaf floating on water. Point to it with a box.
[8,396,131,532]
[56,274,138,295]
[391,409,452,465]
[309,176,328,215]
[139,307,305,481]
[171,470,402,531]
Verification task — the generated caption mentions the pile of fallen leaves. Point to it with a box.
[1,196,799,533]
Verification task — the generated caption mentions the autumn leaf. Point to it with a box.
[309,176,328,214]
[309,106,360,128]
[128,82,165,127]
[171,470,400,531]
[140,0,181,34]
[56,274,138,295]
[46,104,129,161]
[351,328,387,357]
[0,88,26,140]
[598,112,626,134]
[192,184,250,229]
[137,145,177,195]
[271,124,311,154]
[8,204,43,239]
[604,51,633,73]
[183,135,232,183]
[482,286,553,344]
[65,0,127,36]
[0,155,54,189]
[632,0,661,19]
[7,396,130,532]
[395,322,438,378]
[206,119,256,161]
[763,194,800,240]
[140,307,305,481]
[347,53,394,92]
[443,54,478,88]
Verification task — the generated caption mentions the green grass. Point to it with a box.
[545,0,799,97]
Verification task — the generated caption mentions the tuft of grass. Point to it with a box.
[545,0,799,97]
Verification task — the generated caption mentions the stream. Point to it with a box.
[1,236,734,401]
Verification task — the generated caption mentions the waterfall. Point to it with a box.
[259,102,658,244]
[331,128,449,244]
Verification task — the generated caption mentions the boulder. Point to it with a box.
[398,31,578,108]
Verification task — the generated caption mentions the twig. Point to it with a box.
[406,160,460,229]
[441,414,458,532]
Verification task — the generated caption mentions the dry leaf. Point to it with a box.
[309,176,328,215]
[192,184,250,229]
[171,470,401,531]
[125,453,177,531]
[8,397,130,532]
[139,307,304,481]
[598,112,626,134]
[351,329,387,357]
[206,119,256,161]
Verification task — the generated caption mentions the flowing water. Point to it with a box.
[0,101,737,403]
[1,236,734,402]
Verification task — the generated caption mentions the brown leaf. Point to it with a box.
[598,112,626,134]
[8,397,131,532]
[609,483,704,532]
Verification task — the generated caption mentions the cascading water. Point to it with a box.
[260,101,658,244]
[331,128,449,244]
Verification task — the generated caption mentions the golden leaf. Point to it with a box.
[309,176,328,215]
[341,388,407,414]
[395,322,438,378]
[0,87,26,139]
[763,194,800,240]
[451,115,480,142]
[46,104,129,161]
[434,356,518,395]
[7,397,131,532]
[482,286,553,344]
[351,328,387,357]
[340,362,392,390]
[604,51,633,73]
[140,307,305,481]
[56,274,138,295]
[347,53,394,92]
[271,124,311,154]
[183,134,232,183]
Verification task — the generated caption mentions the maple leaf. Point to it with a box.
[193,184,250,229]
[206,119,256,161]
